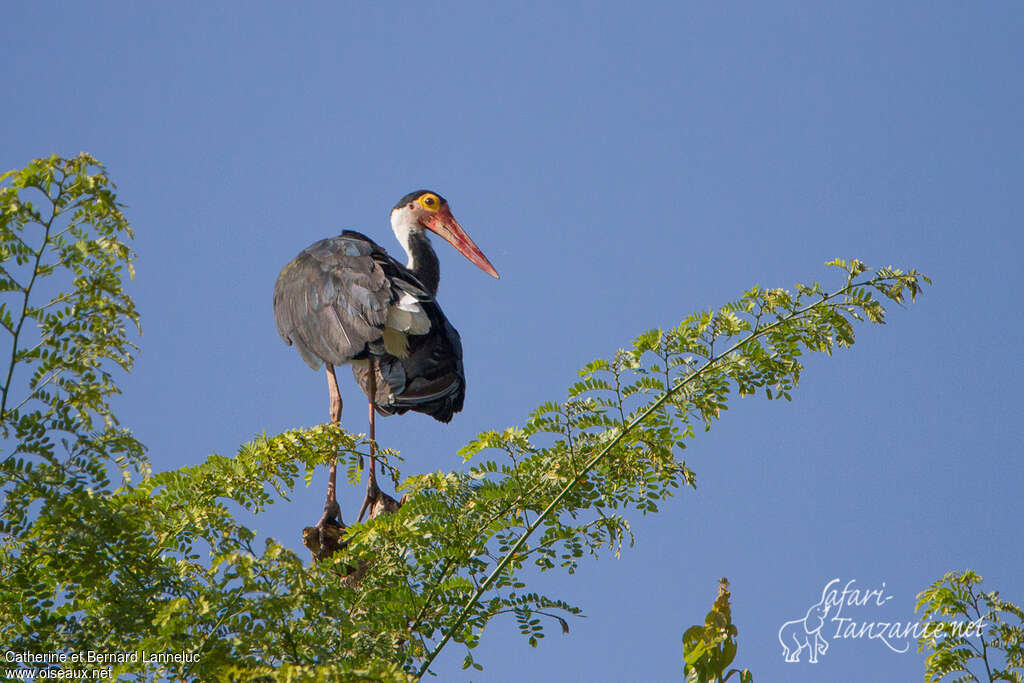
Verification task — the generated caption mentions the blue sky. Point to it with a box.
[3,2,1022,681]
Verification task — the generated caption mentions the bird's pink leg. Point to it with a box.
[356,358,380,522]
[318,363,343,533]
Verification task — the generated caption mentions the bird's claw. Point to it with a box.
[315,498,344,555]
[318,497,342,527]
[355,476,382,523]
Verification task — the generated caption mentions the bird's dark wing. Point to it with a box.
[353,302,466,423]
[273,231,429,370]
[394,310,465,421]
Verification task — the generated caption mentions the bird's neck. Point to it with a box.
[393,219,440,295]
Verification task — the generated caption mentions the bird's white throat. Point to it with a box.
[390,210,425,270]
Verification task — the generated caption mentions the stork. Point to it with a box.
[273,190,498,534]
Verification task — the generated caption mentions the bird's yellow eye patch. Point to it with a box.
[418,193,441,211]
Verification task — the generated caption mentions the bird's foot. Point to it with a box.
[355,476,381,523]
[356,478,405,522]
[318,497,342,529]
[304,498,345,561]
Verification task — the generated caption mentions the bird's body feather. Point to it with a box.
[274,230,465,422]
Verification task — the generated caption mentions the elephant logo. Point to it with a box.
[778,585,835,663]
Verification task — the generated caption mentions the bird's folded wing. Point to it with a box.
[273,233,394,369]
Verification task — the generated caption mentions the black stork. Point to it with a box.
[273,190,498,531]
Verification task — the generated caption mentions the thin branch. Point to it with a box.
[0,263,26,291]
[405,471,556,640]
[37,291,76,311]
[2,195,57,417]
[969,586,996,683]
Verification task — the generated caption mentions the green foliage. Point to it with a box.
[917,570,1024,683]
[683,578,753,683]
[0,154,146,537]
[1,156,931,680]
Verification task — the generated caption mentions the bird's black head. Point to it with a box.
[393,190,448,212]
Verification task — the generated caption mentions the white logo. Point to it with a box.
[778,578,984,663]
[778,588,835,663]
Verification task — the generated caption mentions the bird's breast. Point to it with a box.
[382,293,431,358]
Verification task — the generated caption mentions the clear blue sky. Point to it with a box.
[4,2,1022,681]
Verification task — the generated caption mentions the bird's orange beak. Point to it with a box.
[423,206,499,279]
